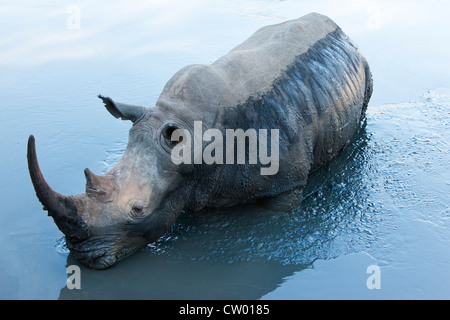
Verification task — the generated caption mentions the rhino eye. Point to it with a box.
[131,205,144,217]
[160,123,182,152]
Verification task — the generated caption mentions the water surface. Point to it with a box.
[0,0,449,299]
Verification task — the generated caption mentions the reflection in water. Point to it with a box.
[59,122,377,299]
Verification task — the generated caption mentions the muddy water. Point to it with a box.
[0,0,449,299]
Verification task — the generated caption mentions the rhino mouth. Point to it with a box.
[66,236,145,270]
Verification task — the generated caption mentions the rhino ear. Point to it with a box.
[98,95,147,123]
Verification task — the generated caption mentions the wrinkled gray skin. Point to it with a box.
[28,13,373,269]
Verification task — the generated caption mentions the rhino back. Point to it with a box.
[214,14,371,199]
[156,13,341,119]
[212,12,340,105]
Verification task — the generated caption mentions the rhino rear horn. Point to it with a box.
[98,95,147,123]
[84,168,116,196]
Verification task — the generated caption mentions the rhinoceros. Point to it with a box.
[28,13,372,269]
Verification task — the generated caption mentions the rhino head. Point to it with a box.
[28,96,194,269]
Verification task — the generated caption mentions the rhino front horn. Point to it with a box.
[27,135,88,241]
